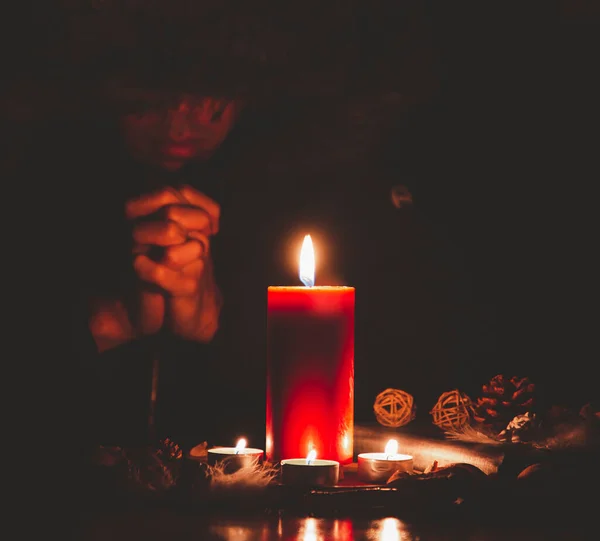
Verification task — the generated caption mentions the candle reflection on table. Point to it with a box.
[208,524,259,541]
[274,517,354,541]
[376,517,404,541]
[301,518,318,541]
[331,519,353,541]
[272,517,406,540]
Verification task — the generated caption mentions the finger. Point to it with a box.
[186,231,210,256]
[132,220,187,246]
[163,204,212,234]
[162,240,204,269]
[178,185,220,233]
[125,189,183,220]
[168,284,221,341]
[180,258,206,281]
[134,254,202,296]
[167,256,220,340]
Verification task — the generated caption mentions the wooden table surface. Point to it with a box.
[79,509,595,541]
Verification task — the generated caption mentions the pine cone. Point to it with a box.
[156,437,183,461]
[473,375,536,433]
[125,440,183,493]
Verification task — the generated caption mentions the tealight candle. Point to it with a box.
[357,439,414,484]
[281,449,340,486]
[207,438,264,473]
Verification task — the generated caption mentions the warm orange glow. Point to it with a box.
[235,438,247,453]
[265,435,272,454]
[306,449,317,464]
[299,234,315,287]
[343,434,349,450]
[384,439,399,457]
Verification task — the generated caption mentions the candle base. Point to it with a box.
[208,448,264,474]
[357,453,414,484]
[281,459,340,487]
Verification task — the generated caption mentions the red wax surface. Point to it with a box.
[266,286,355,464]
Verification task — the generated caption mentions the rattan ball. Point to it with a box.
[373,388,415,428]
[430,389,473,430]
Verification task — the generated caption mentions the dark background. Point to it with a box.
[384,2,599,408]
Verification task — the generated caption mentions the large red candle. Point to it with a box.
[266,235,355,464]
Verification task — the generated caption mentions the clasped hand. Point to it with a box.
[126,184,221,341]
[90,185,221,351]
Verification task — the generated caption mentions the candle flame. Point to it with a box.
[235,438,247,454]
[384,439,398,458]
[306,449,317,464]
[299,235,315,287]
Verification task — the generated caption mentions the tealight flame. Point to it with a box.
[306,449,317,465]
[384,439,398,459]
[299,234,315,287]
[235,438,247,454]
